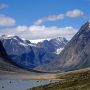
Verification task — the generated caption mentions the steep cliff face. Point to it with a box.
[0,40,19,71]
[35,21,90,72]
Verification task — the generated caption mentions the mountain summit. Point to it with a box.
[36,21,90,72]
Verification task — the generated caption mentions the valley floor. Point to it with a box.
[0,70,58,80]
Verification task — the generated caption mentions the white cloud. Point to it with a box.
[35,14,64,25]
[0,9,80,40]
[15,25,77,40]
[66,9,84,18]
[0,14,16,26]
[0,3,8,9]
[34,9,84,25]
[0,25,78,40]
[16,26,28,31]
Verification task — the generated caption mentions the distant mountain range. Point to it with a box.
[0,21,90,73]
[0,35,68,70]
[35,21,90,72]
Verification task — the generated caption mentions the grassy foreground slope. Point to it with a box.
[27,68,90,90]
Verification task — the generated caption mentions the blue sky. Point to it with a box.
[0,0,90,40]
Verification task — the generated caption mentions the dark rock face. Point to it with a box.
[36,21,90,72]
[0,40,8,59]
[0,40,19,71]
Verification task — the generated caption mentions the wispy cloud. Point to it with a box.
[0,3,8,9]
[0,14,16,26]
[0,25,78,40]
[66,9,84,18]
[35,14,64,25]
[34,9,84,25]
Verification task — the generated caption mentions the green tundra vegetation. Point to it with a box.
[27,68,90,90]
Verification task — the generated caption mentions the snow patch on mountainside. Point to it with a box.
[55,48,64,54]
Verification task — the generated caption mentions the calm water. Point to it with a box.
[0,80,57,90]
[0,74,59,90]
